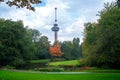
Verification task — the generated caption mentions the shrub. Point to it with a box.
[4,65,15,69]
[34,67,65,72]
[9,58,25,67]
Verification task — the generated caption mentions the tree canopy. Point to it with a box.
[60,38,82,60]
[82,1,120,69]
[0,0,41,11]
[0,19,36,66]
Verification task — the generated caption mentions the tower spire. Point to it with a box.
[51,7,59,44]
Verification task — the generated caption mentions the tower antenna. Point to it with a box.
[55,7,57,22]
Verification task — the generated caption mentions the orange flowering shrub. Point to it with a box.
[49,44,64,57]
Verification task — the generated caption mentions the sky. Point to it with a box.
[0,0,115,44]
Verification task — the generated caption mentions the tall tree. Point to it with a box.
[30,29,41,43]
[37,36,51,59]
[72,38,82,59]
[96,2,120,68]
[82,22,98,66]
[0,19,35,66]
[61,38,82,60]
[82,1,120,69]
[61,41,74,60]
[117,0,120,7]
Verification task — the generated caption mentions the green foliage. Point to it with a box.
[27,29,50,59]
[0,19,35,67]
[38,36,51,59]
[34,67,65,72]
[117,0,120,7]
[82,1,120,69]
[30,29,41,42]
[9,58,25,67]
[61,38,82,60]
[35,35,51,59]
[3,65,16,69]
[0,18,52,68]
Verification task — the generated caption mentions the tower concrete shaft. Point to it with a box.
[55,31,58,43]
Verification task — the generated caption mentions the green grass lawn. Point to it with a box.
[49,60,79,66]
[0,70,120,80]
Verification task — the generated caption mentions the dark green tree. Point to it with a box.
[61,38,82,60]
[117,0,120,7]
[82,1,120,69]
[0,19,35,66]
[82,22,99,66]
[30,29,41,43]
[61,41,74,60]
[26,29,51,60]
[72,38,82,59]
[96,2,120,68]
[35,36,51,59]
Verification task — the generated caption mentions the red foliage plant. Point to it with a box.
[49,44,64,57]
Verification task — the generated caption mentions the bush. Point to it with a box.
[78,58,87,66]
[9,58,25,67]
[4,65,15,69]
[34,67,65,72]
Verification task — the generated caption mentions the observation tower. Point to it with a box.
[51,8,59,43]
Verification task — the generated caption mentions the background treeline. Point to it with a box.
[82,1,120,69]
[0,19,82,67]
[60,38,82,60]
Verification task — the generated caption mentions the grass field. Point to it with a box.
[30,59,79,66]
[49,60,79,66]
[0,70,120,80]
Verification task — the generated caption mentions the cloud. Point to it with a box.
[0,0,116,44]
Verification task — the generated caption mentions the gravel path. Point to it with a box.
[45,72,91,74]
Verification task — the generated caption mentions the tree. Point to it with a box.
[30,29,41,42]
[96,2,120,68]
[82,22,99,66]
[82,1,120,69]
[0,19,24,66]
[72,38,82,59]
[117,0,120,7]
[25,29,51,60]
[37,36,51,59]
[0,0,41,11]
[49,44,64,57]
[0,19,36,66]
[61,41,73,60]
[22,27,36,60]
[60,38,82,60]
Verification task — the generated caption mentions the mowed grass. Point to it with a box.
[30,59,79,66]
[49,60,79,66]
[0,70,120,80]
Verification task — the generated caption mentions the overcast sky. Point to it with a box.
[0,0,115,44]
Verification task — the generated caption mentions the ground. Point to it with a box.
[0,70,120,80]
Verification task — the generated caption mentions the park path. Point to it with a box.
[45,72,91,74]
